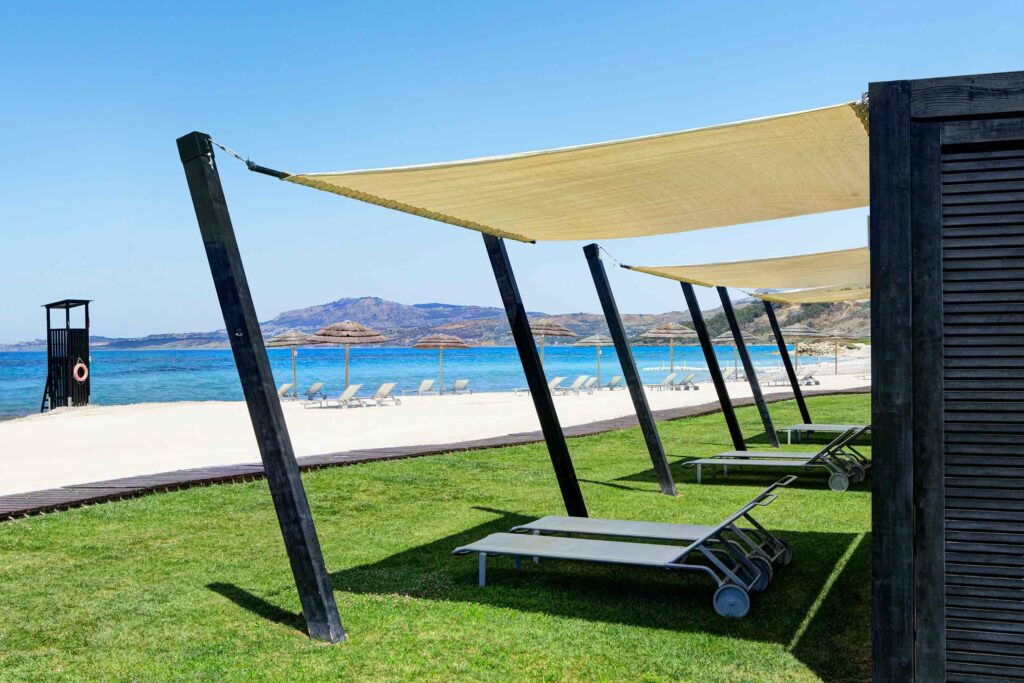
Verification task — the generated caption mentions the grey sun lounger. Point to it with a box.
[305,383,364,408]
[554,375,590,395]
[582,377,598,393]
[402,379,439,396]
[514,376,565,396]
[277,383,295,400]
[366,382,401,406]
[450,379,472,395]
[686,426,871,492]
[645,372,677,391]
[304,382,325,401]
[603,376,624,390]
[674,372,700,390]
[778,423,870,444]
[453,477,796,618]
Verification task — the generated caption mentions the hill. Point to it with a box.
[0,296,870,351]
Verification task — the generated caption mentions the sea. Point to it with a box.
[0,345,816,421]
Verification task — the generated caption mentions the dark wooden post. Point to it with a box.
[681,282,745,450]
[483,234,588,517]
[176,131,345,643]
[584,244,676,495]
[763,301,811,424]
[718,288,778,447]
[868,80,914,681]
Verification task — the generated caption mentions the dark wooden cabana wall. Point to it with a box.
[871,70,1024,682]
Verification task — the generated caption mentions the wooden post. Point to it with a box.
[585,244,676,495]
[344,344,350,387]
[176,131,345,643]
[292,347,298,398]
[483,234,587,517]
[717,287,778,447]
[763,301,811,424]
[681,282,745,450]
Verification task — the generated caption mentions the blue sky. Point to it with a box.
[1,1,1022,342]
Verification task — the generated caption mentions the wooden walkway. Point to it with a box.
[0,387,868,521]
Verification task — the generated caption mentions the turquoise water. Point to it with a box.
[0,345,811,420]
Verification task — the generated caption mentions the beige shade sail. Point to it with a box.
[283,103,868,242]
[624,247,869,290]
[754,285,871,304]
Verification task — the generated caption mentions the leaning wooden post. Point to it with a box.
[717,287,779,447]
[681,282,746,450]
[176,131,345,643]
[585,244,676,495]
[763,301,812,424]
[483,234,587,517]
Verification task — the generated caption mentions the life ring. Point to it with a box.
[72,362,89,383]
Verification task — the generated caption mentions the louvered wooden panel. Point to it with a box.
[942,143,1024,682]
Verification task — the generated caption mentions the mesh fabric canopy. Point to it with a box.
[283,104,868,242]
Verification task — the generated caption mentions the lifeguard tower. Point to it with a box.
[40,299,91,412]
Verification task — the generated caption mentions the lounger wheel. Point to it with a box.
[851,464,866,483]
[828,472,850,492]
[748,556,773,592]
[776,540,793,566]
[713,584,750,618]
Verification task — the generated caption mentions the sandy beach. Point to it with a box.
[0,372,869,496]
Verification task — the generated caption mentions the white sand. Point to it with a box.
[0,373,869,496]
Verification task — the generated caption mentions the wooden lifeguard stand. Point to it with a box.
[41,299,91,412]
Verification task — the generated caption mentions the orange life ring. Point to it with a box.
[73,362,89,383]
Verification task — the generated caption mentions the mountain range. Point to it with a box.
[0,296,870,351]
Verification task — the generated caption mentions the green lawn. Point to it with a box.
[0,394,871,682]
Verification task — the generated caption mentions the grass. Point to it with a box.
[0,394,871,682]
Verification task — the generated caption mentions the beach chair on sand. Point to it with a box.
[555,376,589,395]
[277,383,295,400]
[675,373,700,391]
[402,379,439,396]
[450,379,472,395]
[723,368,747,382]
[603,376,624,390]
[685,426,872,492]
[582,377,598,393]
[453,477,796,618]
[645,372,677,391]
[304,382,326,401]
[513,376,564,396]
[797,369,820,386]
[366,382,401,406]
[307,384,364,409]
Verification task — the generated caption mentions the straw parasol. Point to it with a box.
[779,323,827,370]
[824,331,856,375]
[307,321,389,387]
[639,322,697,373]
[411,333,471,393]
[573,333,614,385]
[266,329,311,398]
[529,319,577,363]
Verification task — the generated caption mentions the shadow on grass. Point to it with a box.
[210,511,866,676]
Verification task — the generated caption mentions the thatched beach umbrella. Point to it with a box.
[529,320,577,363]
[639,322,697,373]
[824,332,856,375]
[266,329,311,398]
[573,333,614,385]
[307,321,389,387]
[779,323,826,370]
[412,333,471,393]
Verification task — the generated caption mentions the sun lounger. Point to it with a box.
[554,376,589,395]
[277,383,295,400]
[366,382,401,406]
[514,376,565,396]
[450,379,472,395]
[645,372,677,391]
[797,369,820,386]
[307,384,363,409]
[304,382,325,401]
[453,478,796,617]
[402,379,439,396]
[675,372,700,390]
[685,427,871,491]
[778,423,870,444]
[582,377,598,393]
[723,368,747,382]
[603,376,624,390]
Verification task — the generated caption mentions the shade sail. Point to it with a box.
[283,103,868,242]
[754,285,871,304]
[623,247,869,290]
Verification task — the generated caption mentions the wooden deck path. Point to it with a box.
[0,387,868,521]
